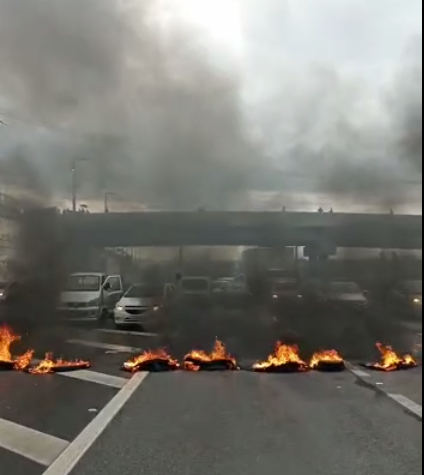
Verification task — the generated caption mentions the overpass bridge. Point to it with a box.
[59,211,423,250]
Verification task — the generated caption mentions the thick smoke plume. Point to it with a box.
[250,36,422,210]
[0,0,257,211]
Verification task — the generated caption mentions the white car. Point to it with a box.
[114,283,174,330]
[58,273,123,322]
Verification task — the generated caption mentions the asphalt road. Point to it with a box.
[0,304,422,475]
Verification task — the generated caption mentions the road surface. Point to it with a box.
[0,311,422,475]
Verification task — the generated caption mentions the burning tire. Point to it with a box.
[312,360,346,372]
[184,357,238,372]
[252,342,309,373]
[310,350,346,372]
[0,360,15,371]
[123,349,180,373]
[253,361,309,374]
[361,343,419,372]
[183,340,239,372]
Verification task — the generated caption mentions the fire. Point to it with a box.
[0,325,34,370]
[310,349,345,371]
[370,343,418,372]
[123,349,180,373]
[253,342,309,373]
[29,353,91,374]
[184,340,238,371]
[14,350,35,371]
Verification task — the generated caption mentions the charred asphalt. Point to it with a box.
[0,303,422,475]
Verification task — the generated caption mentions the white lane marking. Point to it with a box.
[97,328,159,338]
[42,372,149,475]
[58,370,127,389]
[66,339,142,354]
[0,418,69,467]
[387,394,423,419]
[346,363,371,378]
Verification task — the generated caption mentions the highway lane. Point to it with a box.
[68,369,422,475]
[0,307,422,475]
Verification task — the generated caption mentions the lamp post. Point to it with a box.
[104,191,117,213]
[71,158,88,212]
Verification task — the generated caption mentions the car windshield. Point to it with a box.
[182,278,210,292]
[125,285,163,298]
[401,281,422,294]
[328,282,361,294]
[273,281,298,292]
[64,275,101,292]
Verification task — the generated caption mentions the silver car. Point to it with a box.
[114,283,174,330]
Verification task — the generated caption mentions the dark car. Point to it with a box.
[0,282,6,301]
[271,280,302,307]
[389,280,422,316]
[301,280,368,311]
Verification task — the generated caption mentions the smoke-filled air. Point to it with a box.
[0,0,422,211]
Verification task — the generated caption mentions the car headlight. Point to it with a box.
[115,304,124,311]
[413,298,422,305]
[272,294,278,299]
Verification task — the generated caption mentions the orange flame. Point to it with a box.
[0,325,34,370]
[184,340,238,371]
[253,342,309,371]
[29,353,91,374]
[372,343,417,372]
[123,349,180,372]
[310,350,344,369]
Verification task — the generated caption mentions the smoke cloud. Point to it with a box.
[0,0,257,210]
[0,0,421,212]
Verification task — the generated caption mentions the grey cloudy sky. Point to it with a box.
[0,0,421,210]
[241,0,422,89]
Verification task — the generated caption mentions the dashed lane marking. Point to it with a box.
[66,339,142,354]
[96,328,159,338]
[0,417,69,467]
[345,363,371,378]
[42,372,149,475]
[387,394,422,420]
[58,370,128,389]
[347,361,422,421]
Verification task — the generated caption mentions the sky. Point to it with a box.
[0,0,422,212]
[168,0,422,81]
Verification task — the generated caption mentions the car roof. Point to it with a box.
[70,272,105,277]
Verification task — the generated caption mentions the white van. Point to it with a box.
[58,272,123,322]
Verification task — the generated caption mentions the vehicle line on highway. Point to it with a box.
[0,417,69,467]
[346,362,422,421]
[58,370,128,389]
[345,363,371,378]
[387,394,422,419]
[66,339,142,354]
[42,372,149,475]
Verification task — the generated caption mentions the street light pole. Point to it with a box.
[71,158,88,212]
[71,161,77,212]
[104,191,116,213]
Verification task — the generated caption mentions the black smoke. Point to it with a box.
[0,0,257,211]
